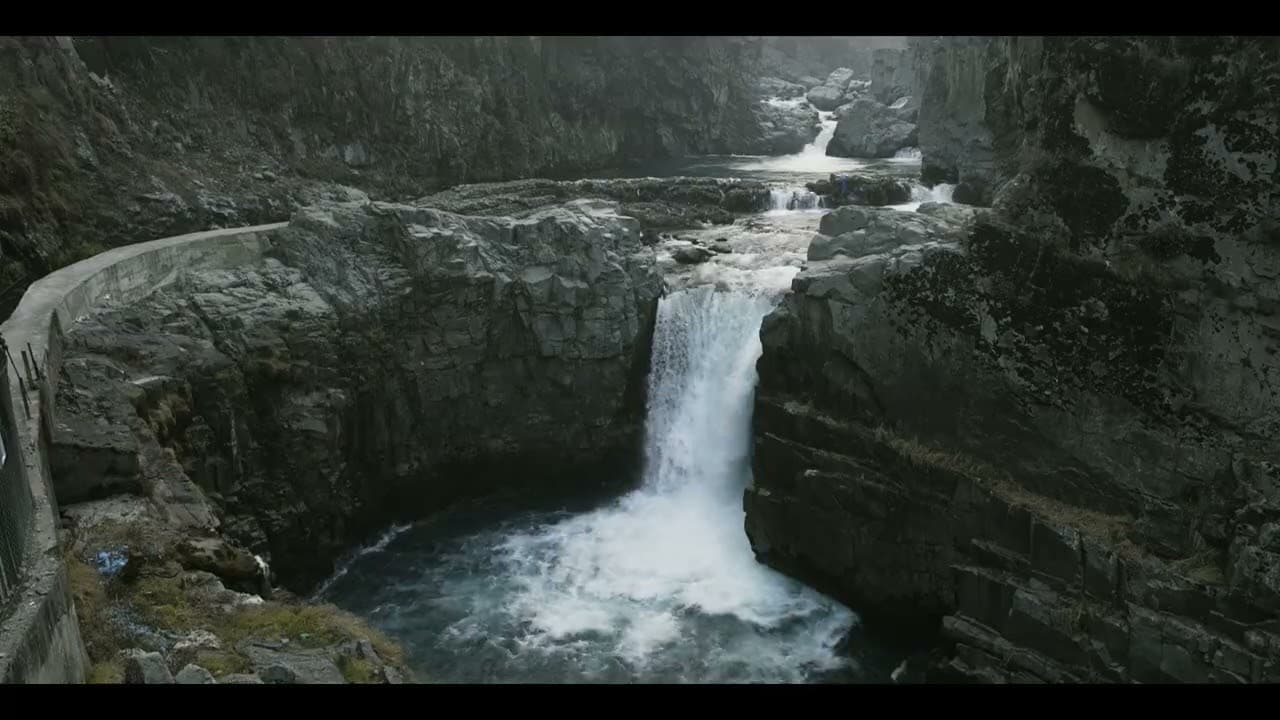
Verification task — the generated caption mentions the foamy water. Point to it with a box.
[319,287,858,683]
[317,89,955,684]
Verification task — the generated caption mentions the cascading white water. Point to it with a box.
[319,285,857,683]
[768,187,822,211]
[888,182,956,212]
[891,147,922,162]
[735,111,867,175]
[484,287,855,680]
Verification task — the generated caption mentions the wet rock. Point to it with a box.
[812,173,913,207]
[673,246,715,264]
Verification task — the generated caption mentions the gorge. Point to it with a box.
[1,35,1277,685]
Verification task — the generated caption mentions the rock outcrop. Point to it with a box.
[56,196,664,591]
[413,177,771,230]
[806,68,858,111]
[869,48,916,105]
[748,36,1280,684]
[756,37,907,86]
[806,174,913,207]
[827,96,919,158]
[0,36,763,316]
[749,99,822,155]
[909,36,1032,204]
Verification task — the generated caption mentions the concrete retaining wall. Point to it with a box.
[0,222,285,683]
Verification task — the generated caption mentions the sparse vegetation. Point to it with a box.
[338,655,379,683]
[871,424,1137,553]
[65,520,408,682]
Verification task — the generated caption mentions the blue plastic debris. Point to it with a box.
[95,548,129,577]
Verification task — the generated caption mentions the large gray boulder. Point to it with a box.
[752,99,821,154]
[122,650,175,684]
[175,664,217,684]
[805,84,844,111]
[825,67,857,88]
[826,97,918,158]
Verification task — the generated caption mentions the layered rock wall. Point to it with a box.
[0,36,762,315]
[749,36,1280,683]
[53,197,664,589]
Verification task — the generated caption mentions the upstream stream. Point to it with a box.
[317,108,955,683]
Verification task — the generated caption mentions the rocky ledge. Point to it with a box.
[746,36,1280,684]
[415,177,771,232]
[806,173,914,208]
[54,196,664,605]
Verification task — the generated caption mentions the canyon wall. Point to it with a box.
[0,36,763,314]
[748,36,1280,683]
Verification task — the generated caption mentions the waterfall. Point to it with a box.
[317,285,856,682]
[474,286,854,680]
[768,187,822,211]
[641,287,779,497]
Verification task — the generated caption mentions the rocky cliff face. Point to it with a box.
[54,194,667,590]
[756,37,906,87]
[748,36,1280,683]
[0,36,762,314]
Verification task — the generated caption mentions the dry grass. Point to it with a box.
[873,425,989,478]
[1173,549,1227,587]
[871,424,1137,554]
[337,655,379,684]
[67,520,409,682]
[221,604,405,667]
[66,552,124,663]
[87,660,125,684]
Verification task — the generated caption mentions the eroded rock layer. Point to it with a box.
[55,197,664,590]
[747,36,1280,683]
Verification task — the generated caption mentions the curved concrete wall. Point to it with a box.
[0,222,285,683]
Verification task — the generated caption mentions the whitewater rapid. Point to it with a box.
[318,286,858,683]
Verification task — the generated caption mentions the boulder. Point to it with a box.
[810,174,913,207]
[752,98,822,154]
[808,206,966,262]
[673,246,715,265]
[122,650,175,684]
[845,79,872,100]
[241,641,346,685]
[806,84,845,112]
[825,67,857,88]
[827,97,918,158]
[175,664,217,684]
[176,537,262,588]
[169,629,223,670]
